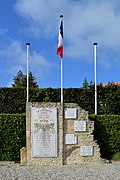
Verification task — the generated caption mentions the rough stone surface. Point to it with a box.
[21,102,102,166]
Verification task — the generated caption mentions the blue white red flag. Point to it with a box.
[56,15,63,58]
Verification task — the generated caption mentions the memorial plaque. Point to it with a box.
[81,146,93,156]
[65,134,77,144]
[74,121,87,131]
[31,107,57,157]
[65,108,77,119]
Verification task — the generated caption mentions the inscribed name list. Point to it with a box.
[31,107,57,157]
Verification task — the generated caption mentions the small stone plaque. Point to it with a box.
[65,108,77,119]
[74,121,87,131]
[81,146,93,156]
[65,134,77,144]
[31,107,57,157]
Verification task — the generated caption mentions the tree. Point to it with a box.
[28,71,38,88]
[82,77,89,89]
[89,81,94,90]
[12,70,38,88]
[12,70,26,87]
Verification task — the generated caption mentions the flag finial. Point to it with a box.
[93,42,97,46]
[26,42,30,46]
[60,15,63,20]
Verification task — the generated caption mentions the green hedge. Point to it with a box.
[97,85,120,114]
[89,114,120,159]
[0,114,26,160]
[0,86,120,115]
[0,88,27,114]
[0,88,95,114]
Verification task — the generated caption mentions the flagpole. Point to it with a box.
[60,15,63,104]
[56,15,64,104]
[26,42,30,103]
[61,57,63,103]
[93,42,97,115]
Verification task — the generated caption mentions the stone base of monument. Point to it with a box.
[20,147,27,166]
[20,102,103,166]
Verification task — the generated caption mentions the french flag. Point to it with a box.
[56,15,63,58]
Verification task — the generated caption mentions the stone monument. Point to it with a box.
[20,102,103,165]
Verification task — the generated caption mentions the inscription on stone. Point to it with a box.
[81,146,93,156]
[31,107,57,157]
[65,108,77,119]
[65,134,77,144]
[74,121,87,132]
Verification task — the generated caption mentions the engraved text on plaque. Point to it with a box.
[31,107,57,157]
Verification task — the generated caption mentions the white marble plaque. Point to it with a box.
[74,121,87,131]
[65,108,77,119]
[31,107,57,157]
[81,146,93,156]
[65,134,77,144]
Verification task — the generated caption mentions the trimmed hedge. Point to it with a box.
[0,88,27,114]
[97,85,120,114]
[89,114,120,159]
[0,88,95,114]
[0,114,26,160]
[0,86,120,115]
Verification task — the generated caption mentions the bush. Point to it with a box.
[89,114,120,159]
[0,114,26,161]
[0,88,27,114]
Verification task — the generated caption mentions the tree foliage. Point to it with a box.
[12,70,38,88]
[82,77,89,89]
[12,70,26,87]
[82,78,94,90]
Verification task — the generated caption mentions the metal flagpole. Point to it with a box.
[61,57,63,104]
[57,15,63,104]
[60,15,63,104]
[26,42,30,103]
[93,42,97,115]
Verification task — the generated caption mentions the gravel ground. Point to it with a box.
[0,161,120,180]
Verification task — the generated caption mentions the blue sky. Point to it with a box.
[0,0,120,88]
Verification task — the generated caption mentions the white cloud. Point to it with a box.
[29,51,54,77]
[0,39,53,78]
[15,0,120,68]
[15,0,64,37]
